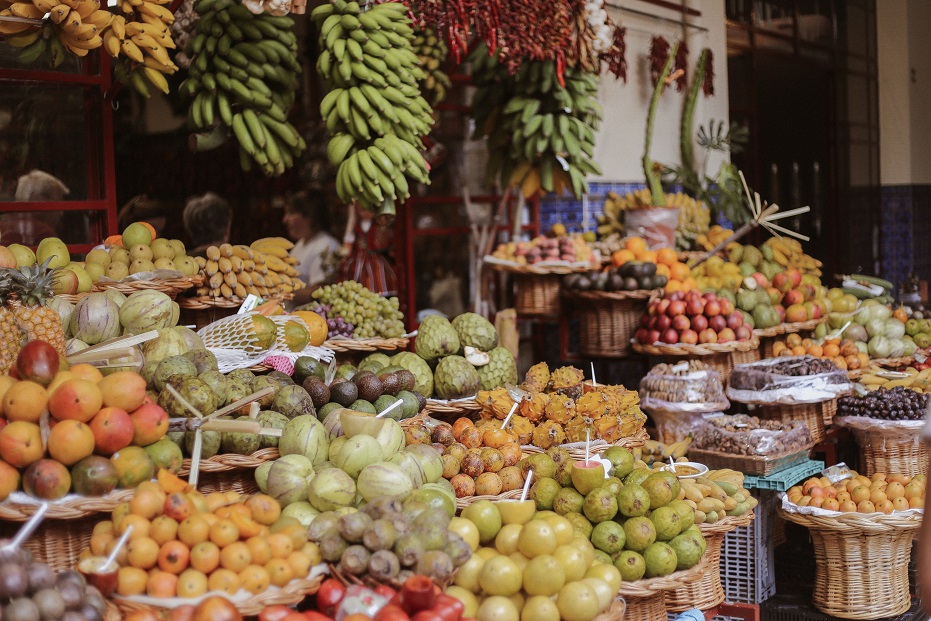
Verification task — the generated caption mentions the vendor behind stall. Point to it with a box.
[282,191,340,307]
[183,192,231,257]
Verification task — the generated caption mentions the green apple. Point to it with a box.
[122,222,152,247]
[66,264,94,293]
[84,248,111,268]
[35,237,70,269]
[8,244,35,268]
[153,257,175,270]
[84,262,105,282]
[151,238,174,260]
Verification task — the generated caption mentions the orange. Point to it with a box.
[3,381,49,423]
[893,497,910,511]
[69,363,103,383]
[638,250,657,263]
[772,342,787,357]
[209,519,240,548]
[127,536,160,570]
[857,500,876,513]
[47,419,95,466]
[189,541,221,574]
[669,262,690,282]
[655,263,670,278]
[176,569,209,598]
[287,551,312,578]
[292,311,328,347]
[875,499,894,514]
[682,277,698,291]
[119,515,152,540]
[93,520,114,535]
[610,249,635,267]
[207,568,241,595]
[278,523,308,549]
[664,280,683,293]
[245,536,272,566]
[910,496,924,509]
[118,566,149,596]
[807,344,823,357]
[265,558,294,587]
[266,533,293,559]
[656,247,678,267]
[791,346,806,357]
[104,538,128,567]
[139,221,157,241]
[869,489,887,505]
[157,540,191,574]
[839,500,858,512]
[105,234,124,248]
[146,571,178,598]
[624,237,647,255]
[129,489,163,521]
[821,498,839,511]
[178,516,210,547]
[150,516,180,546]
[219,541,252,572]
[205,492,229,513]
[850,486,871,504]
[90,531,114,556]
[239,565,271,594]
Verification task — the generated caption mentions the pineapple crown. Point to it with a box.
[9,258,57,307]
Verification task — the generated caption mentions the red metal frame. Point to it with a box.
[0,50,118,252]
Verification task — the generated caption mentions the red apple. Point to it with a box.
[709,315,727,332]
[648,330,661,343]
[786,303,807,323]
[671,315,690,331]
[783,289,804,306]
[702,292,718,301]
[773,271,792,293]
[787,268,802,288]
[727,312,744,330]
[679,329,699,344]
[661,329,679,344]
[774,304,786,322]
[686,298,705,317]
[718,328,736,342]
[698,328,718,344]
[736,325,753,341]
[691,315,709,332]
[655,315,672,332]
[657,299,671,315]
[704,300,722,317]
[669,291,685,302]
[719,299,735,315]
[635,328,650,344]
[668,300,686,317]
[751,273,769,288]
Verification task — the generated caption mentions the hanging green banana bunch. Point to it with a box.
[412,25,451,106]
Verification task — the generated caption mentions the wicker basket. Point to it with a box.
[514,273,562,315]
[632,337,761,379]
[666,511,756,612]
[177,448,280,475]
[757,402,827,444]
[616,555,708,621]
[847,357,914,380]
[521,427,649,461]
[687,447,812,477]
[571,289,660,358]
[114,570,324,617]
[754,318,826,357]
[323,337,410,353]
[177,294,292,330]
[0,514,98,569]
[821,398,838,426]
[779,507,921,619]
[94,275,204,299]
[834,417,929,477]
[0,490,135,521]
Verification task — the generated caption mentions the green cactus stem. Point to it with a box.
[642,40,679,207]
[680,48,710,176]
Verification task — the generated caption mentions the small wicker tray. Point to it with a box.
[571,288,663,302]
[834,416,929,477]
[425,398,482,416]
[456,489,525,510]
[847,357,914,379]
[94,275,204,299]
[487,261,595,275]
[114,570,325,617]
[632,337,761,357]
[0,490,135,521]
[177,448,280,475]
[753,317,826,338]
[687,447,812,477]
[521,427,650,461]
[323,337,410,352]
[666,511,755,612]
[178,293,293,310]
[779,507,921,619]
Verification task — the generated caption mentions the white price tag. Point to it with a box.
[237,294,261,314]
[822,462,853,484]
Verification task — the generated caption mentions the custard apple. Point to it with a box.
[415,315,460,361]
[477,347,518,391]
[391,351,434,396]
[433,355,480,399]
[451,312,498,353]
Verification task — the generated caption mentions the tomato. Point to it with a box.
[374,584,398,601]
[259,606,296,621]
[301,613,333,621]
[400,575,436,614]
[15,340,59,386]
[316,579,347,617]
[431,594,464,621]
[375,605,410,621]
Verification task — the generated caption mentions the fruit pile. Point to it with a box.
[517,447,707,582]
[678,469,758,524]
[636,291,753,346]
[86,222,199,282]
[633,436,693,466]
[837,387,929,420]
[476,363,646,447]
[820,299,917,363]
[563,261,668,293]
[490,234,597,266]
[404,418,528,499]
[772,335,870,371]
[296,358,426,422]
[607,237,694,292]
[310,574,466,621]
[193,238,306,301]
[310,496,469,584]
[903,314,931,350]
[0,341,170,502]
[596,190,709,252]
[786,471,925,513]
[62,289,182,352]
[855,366,931,394]
[308,281,405,340]
[694,231,823,277]
[306,304,354,339]
[84,476,319,598]
[447,499,622,621]
[411,313,516,400]
[0,546,109,621]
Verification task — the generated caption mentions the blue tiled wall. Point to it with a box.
[879,185,931,293]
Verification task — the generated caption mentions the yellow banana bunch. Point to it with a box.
[194,242,305,301]
[7,0,114,66]
[661,434,692,459]
[105,0,177,98]
[680,473,758,524]
[763,237,822,273]
[695,225,734,251]
[858,366,931,393]
[412,25,451,106]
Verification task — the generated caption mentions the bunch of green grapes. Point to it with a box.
[312,281,406,339]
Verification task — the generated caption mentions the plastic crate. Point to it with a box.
[761,594,928,621]
[721,489,777,604]
[743,460,825,491]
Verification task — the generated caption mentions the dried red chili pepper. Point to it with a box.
[702,49,715,96]
[649,36,670,86]
[606,25,628,81]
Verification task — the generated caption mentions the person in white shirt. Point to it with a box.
[282,191,340,306]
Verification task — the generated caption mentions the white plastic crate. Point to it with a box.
[720,489,777,604]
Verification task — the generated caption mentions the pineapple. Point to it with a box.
[6,260,67,361]
[0,271,26,374]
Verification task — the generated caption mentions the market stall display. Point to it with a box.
[689,414,815,476]
[639,360,729,444]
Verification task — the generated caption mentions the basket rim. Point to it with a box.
[778,505,922,531]
[616,553,709,597]
[752,318,826,337]
[697,509,755,534]
[566,288,663,301]
[632,337,761,356]
[323,337,410,352]
[424,398,483,414]
[688,446,815,466]
[177,448,280,475]
[847,357,914,379]
[485,259,594,275]
[0,489,135,521]
[520,427,650,458]
[178,293,293,309]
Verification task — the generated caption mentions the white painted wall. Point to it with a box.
[878,0,931,185]
[592,0,730,183]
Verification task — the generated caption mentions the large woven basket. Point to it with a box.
[94,275,204,299]
[754,318,826,358]
[514,273,562,315]
[571,289,660,358]
[616,555,708,621]
[0,515,98,569]
[779,507,921,619]
[632,337,761,379]
[687,447,812,477]
[666,511,756,612]
[758,402,827,444]
[0,490,134,521]
[834,417,929,477]
[520,427,649,461]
